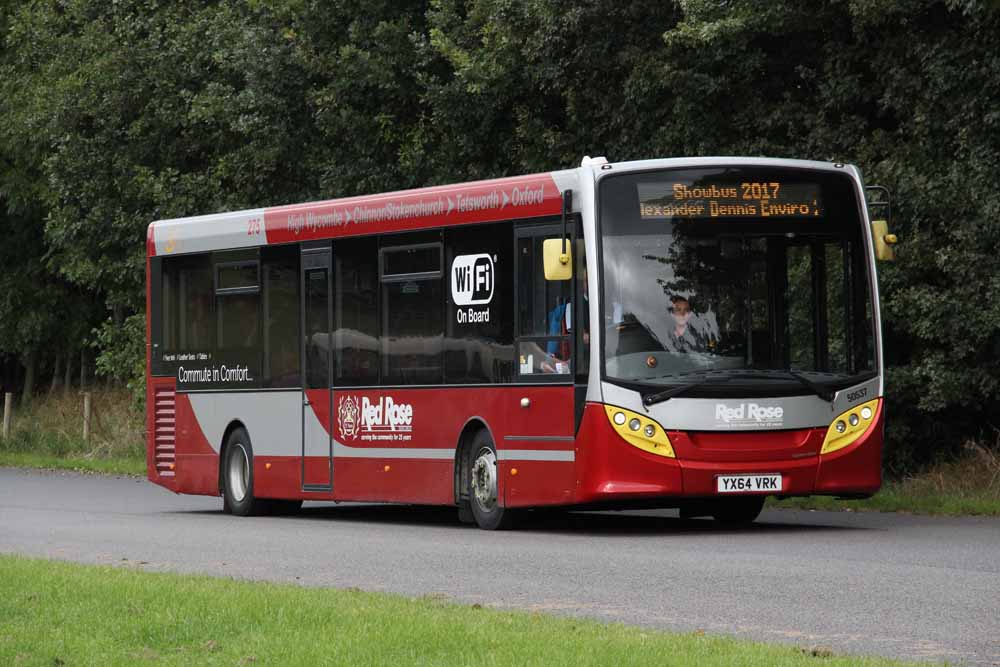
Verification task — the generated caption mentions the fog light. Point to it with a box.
[860,406,873,420]
[849,413,860,427]
[835,420,847,433]
[629,418,641,431]
[613,412,626,425]
[644,424,656,437]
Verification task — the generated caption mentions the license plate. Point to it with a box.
[716,474,782,494]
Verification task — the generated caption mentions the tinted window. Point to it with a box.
[262,246,299,388]
[382,244,441,278]
[334,237,379,386]
[217,262,259,290]
[445,223,514,383]
[218,293,259,350]
[382,237,443,385]
[162,255,214,354]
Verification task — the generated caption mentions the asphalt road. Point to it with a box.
[1,468,997,665]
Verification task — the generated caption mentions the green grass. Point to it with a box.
[770,442,1000,517]
[0,555,921,667]
[0,451,144,476]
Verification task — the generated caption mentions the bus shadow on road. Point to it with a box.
[274,503,864,536]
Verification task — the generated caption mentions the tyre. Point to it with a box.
[468,430,514,530]
[712,496,766,525]
[457,501,475,524]
[222,427,265,517]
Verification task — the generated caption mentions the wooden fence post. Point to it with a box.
[2,393,12,440]
[82,392,92,443]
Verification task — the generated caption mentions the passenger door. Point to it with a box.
[301,246,333,490]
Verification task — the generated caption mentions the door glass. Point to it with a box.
[304,268,330,389]
[517,233,571,376]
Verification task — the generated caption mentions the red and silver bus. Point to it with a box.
[146,156,893,529]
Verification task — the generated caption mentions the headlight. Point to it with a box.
[822,399,881,455]
[603,405,675,458]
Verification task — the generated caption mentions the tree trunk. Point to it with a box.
[64,351,74,393]
[22,350,37,405]
[50,354,63,394]
[80,348,87,389]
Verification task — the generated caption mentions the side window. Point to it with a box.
[334,236,379,386]
[216,259,260,351]
[214,252,262,388]
[444,222,515,383]
[262,245,300,388]
[381,239,443,385]
[516,227,572,378]
[162,254,214,355]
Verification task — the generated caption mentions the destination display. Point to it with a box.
[637,180,823,220]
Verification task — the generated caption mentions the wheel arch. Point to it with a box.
[453,416,496,506]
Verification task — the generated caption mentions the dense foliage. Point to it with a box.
[1,0,997,469]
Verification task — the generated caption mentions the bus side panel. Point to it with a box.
[174,392,222,497]
[574,403,683,504]
[330,387,507,505]
[502,385,576,508]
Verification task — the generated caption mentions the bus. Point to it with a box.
[146,156,895,529]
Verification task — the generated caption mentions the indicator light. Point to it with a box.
[511,468,518,476]
[613,412,626,425]
[629,418,641,431]
[849,413,860,427]
[860,406,873,420]
[835,420,847,433]
[644,424,656,438]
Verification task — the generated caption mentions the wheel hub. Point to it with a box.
[228,443,249,502]
[471,448,497,512]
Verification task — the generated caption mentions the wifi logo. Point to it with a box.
[451,254,495,305]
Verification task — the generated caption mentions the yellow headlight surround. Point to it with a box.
[821,398,881,455]
[603,405,675,458]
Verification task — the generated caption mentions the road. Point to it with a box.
[1,468,997,665]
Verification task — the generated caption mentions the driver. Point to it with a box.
[668,295,706,353]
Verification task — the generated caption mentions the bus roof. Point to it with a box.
[147,156,858,257]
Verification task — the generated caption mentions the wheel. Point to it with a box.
[468,431,514,530]
[222,427,265,517]
[457,502,475,525]
[712,496,766,525]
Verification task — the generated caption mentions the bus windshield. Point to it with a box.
[599,166,876,394]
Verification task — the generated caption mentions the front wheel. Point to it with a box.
[468,432,514,530]
[712,496,766,525]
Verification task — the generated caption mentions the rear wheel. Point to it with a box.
[222,428,264,517]
[468,431,514,530]
[712,496,766,525]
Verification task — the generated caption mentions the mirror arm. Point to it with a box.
[561,189,573,259]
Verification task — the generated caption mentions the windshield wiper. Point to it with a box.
[641,375,732,407]
[640,370,835,408]
[778,370,835,402]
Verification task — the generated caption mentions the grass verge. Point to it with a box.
[0,389,145,476]
[0,555,919,667]
[769,441,1000,517]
